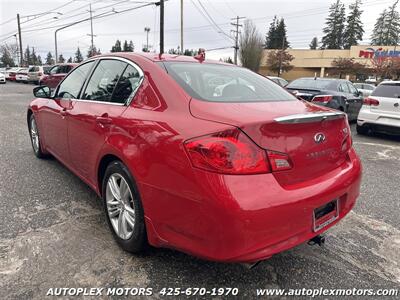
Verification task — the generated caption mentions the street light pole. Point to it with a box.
[144,27,150,51]
[160,0,164,54]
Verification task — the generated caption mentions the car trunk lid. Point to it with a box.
[190,99,350,186]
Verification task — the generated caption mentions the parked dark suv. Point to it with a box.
[286,77,363,121]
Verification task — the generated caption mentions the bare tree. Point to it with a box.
[239,20,264,72]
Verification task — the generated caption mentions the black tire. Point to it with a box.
[356,124,369,135]
[28,114,48,158]
[102,161,147,253]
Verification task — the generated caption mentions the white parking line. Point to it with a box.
[353,142,400,150]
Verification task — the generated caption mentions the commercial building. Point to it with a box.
[259,45,400,81]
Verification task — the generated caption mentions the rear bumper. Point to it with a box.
[142,148,362,263]
[358,107,400,133]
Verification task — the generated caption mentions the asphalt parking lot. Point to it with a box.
[0,81,399,299]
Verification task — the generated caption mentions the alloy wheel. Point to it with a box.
[105,173,136,240]
[30,117,40,153]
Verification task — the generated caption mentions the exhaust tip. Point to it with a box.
[308,235,326,247]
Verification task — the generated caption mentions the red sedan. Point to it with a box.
[40,63,76,89]
[27,53,362,263]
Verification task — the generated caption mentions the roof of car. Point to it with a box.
[297,77,346,81]
[380,81,400,85]
[92,52,233,65]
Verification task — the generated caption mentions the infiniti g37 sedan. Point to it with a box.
[27,53,362,263]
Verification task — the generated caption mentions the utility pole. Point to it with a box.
[17,14,23,66]
[278,34,286,77]
[231,16,244,65]
[14,34,19,66]
[87,4,97,57]
[160,0,164,54]
[180,0,183,54]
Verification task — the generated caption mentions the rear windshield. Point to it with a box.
[371,83,400,98]
[161,62,296,102]
[29,66,39,72]
[287,79,334,90]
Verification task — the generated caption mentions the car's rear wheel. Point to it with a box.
[29,114,47,158]
[102,161,147,253]
[356,124,369,135]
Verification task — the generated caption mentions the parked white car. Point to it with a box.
[353,83,375,97]
[15,68,29,83]
[0,72,5,84]
[357,81,400,135]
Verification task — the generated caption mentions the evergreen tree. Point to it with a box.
[111,40,122,52]
[37,55,42,65]
[58,54,65,63]
[265,16,289,49]
[74,47,83,63]
[24,45,31,65]
[309,37,318,49]
[275,18,290,49]
[45,52,54,65]
[31,47,38,65]
[128,40,134,52]
[0,46,15,67]
[265,16,279,49]
[321,0,346,49]
[123,40,129,51]
[344,0,364,49]
[372,0,400,46]
[87,45,100,58]
[67,57,73,63]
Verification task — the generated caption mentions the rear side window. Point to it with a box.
[82,60,127,102]
[163,62,296,102]
[112,65,142,104]
[372,84,400,98]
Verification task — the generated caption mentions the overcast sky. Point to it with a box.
[0,0,396,61]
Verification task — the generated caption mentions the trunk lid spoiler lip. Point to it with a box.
[274,111,345,124]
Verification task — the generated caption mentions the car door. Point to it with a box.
[347,82,363,118]
[67,58,143,184]
[338,82,353,118]
[41,61,96,162]
[47,65,59,88]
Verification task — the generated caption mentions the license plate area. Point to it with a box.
[313,199,339,232]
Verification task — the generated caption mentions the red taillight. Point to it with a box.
[312,95,333,103]
[184,129,293,175]
[184,129,270,174]
[267,151,292,172]
[363,98,379,106]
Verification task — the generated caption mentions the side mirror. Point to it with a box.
[33,86,51,98]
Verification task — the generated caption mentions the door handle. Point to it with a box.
[96,116,112,127]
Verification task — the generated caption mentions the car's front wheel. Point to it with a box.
[29,114,47,158]
[102,161,147,253]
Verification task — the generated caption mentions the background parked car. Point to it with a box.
[15,68,29,83]
[0,72,6,84]
[354,83,375,97]
[6,67,22,81]
[286,77,363,121]
[357,81,400,135]
[28,66,48,84]
[267,76,288,87]
[40,63,76,89]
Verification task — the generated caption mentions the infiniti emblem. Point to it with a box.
[314,133,326,144]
